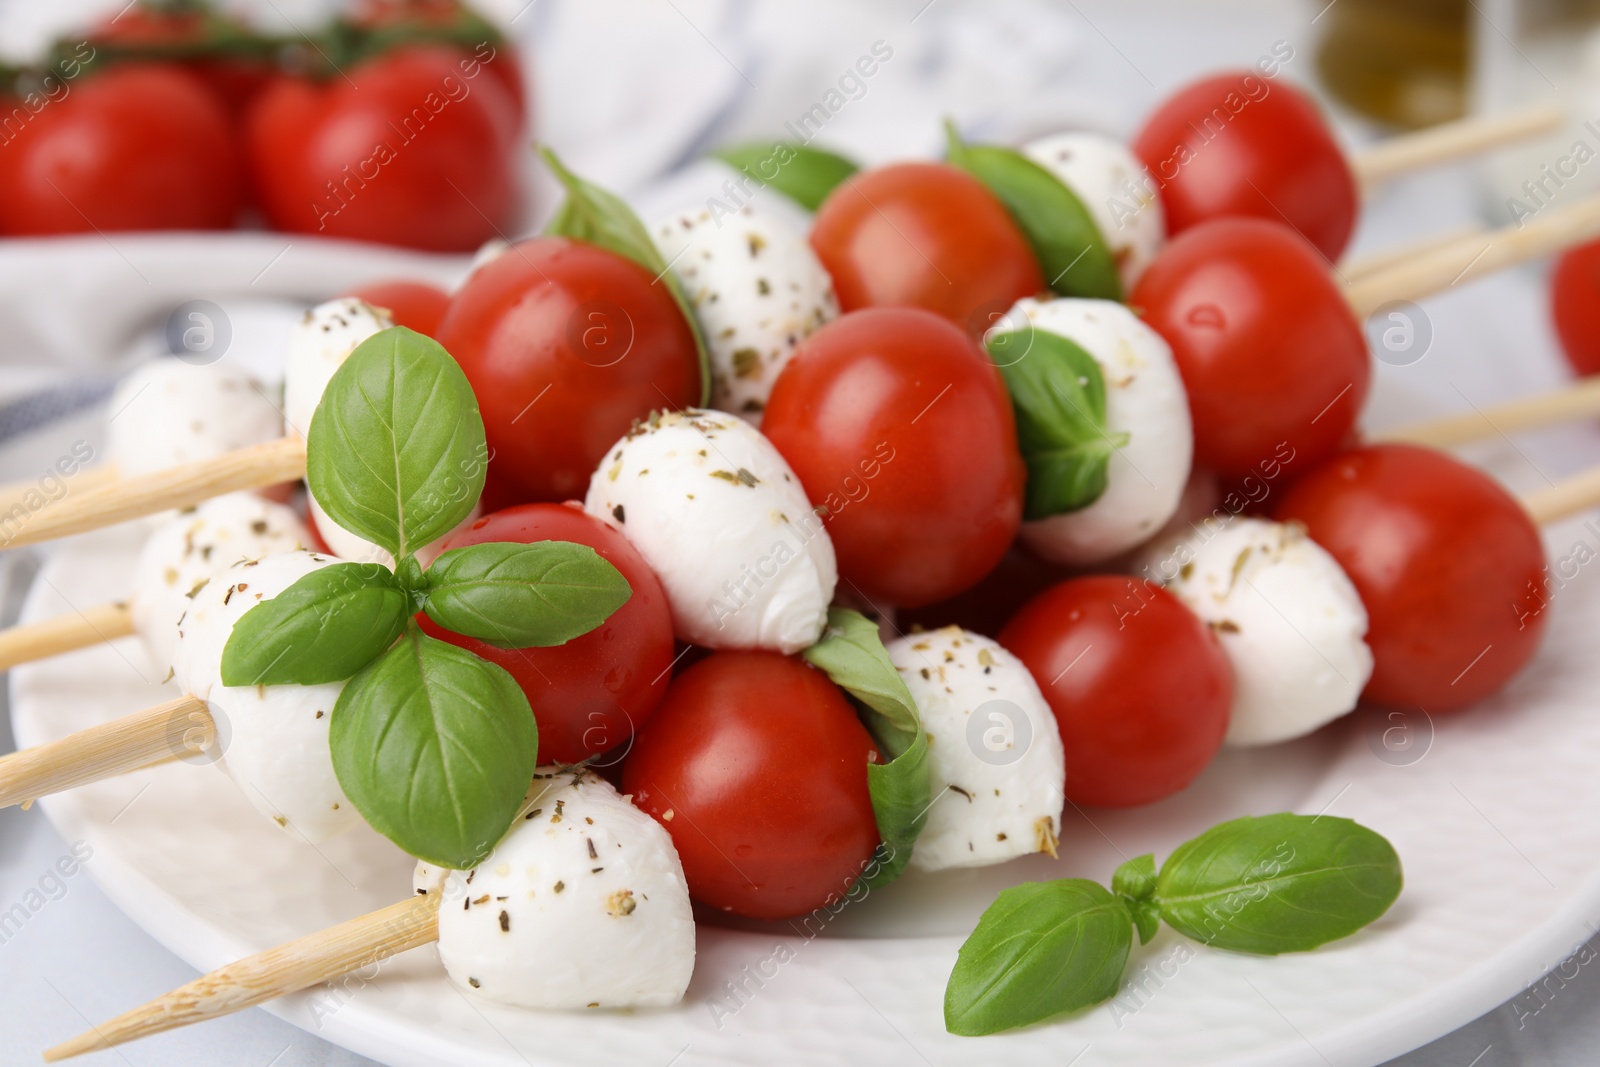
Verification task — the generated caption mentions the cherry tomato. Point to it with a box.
[346,280,451,337]
[1275,444,1547,711]
[1132,217,1368,480]
[0,64,242,235]
[437,237,702,503]
[1000,575,1233,807]
[1132,71,1359,261]
[418,503,674,764]
[762,308,1025,608]
[1552,238,1600,377]
[85,5,273,114]
[622,651,881,920]
[809,162,1044,338]
[348,0,529,138]
[244,46,516,251]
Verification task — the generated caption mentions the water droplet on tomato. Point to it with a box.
[1187,303,1226,330]
[602,627,615,642]
[604,667,627,693]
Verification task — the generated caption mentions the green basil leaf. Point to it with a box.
[945,879,1132,1036]
[1112,853,1161,945]
[986,327,1129,519]
[219,563,408,687]
[711,142,859,212]
[1155,813,1403,955]
[329,626,539,869]
[540,146,711,405]
[423,541,631,650]
[802,608,931,887]
[306,327,487,560]
[944,120,1122,301]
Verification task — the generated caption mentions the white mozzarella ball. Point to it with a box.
[106,360,283,478]
[653,206,838,424]
[306,495,479,570]
[584,409,835,653]
[1162,518,1373,747]
[997,298,1192,566]
[209,677,358,843]
[173,549,339,704]
[886,627,1064,871]
[416,769,696,1010]
[283,298,392,439]
[130,494,311,678]
[1022,131,1165,289]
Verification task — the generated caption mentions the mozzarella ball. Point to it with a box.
[584,409,835,652]
[886,627,1064,871]
[417,768,696,1010]
[130,494,311,678]
[307,495,479,570]
[653,205,838,423]
[283,298,392,439]
[106,360,283,478]
[209,677,358,843]
[1161,518,1373,747]
[173,549,339,704]
[1022,131,1165,289]
[996,298,1192,566]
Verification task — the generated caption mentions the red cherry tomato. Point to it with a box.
[1132,71,1358,261]
[245,46,516,251]
[0,64,242,235]
[622,651,881,920]
[1553,238,1600,377]
[1275,444,1547,711]
[418,503,675,764]
[86,7,273,114]
[1000,575,1233,808]
[346,280,451,337]
[809,162,1044,338]
[1132,217,1368,480]
[762,308,1025,608]
[438,237,702,503]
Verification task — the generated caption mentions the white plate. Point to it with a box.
[12,490,1600,1067]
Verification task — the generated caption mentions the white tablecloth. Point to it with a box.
[1,1,1597,1064]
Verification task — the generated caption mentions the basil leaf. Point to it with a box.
[1112,854,1161,945]
[712,142,858,212]
[944,121,1122,301]
[306,327,487,559]
[802,608,931,887]
[423,541,631,650]
[219,563,408,686]
[329,626,539,869]
[540,147,711,406]
[1155,813,1403,955]
[986,327,1129,519]
[945,879,1132,1036]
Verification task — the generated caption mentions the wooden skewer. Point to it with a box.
[0,464,118,514]
[1341,191,1600,319]
[1341,224,1487,283]
[44,893,441,1063]
[0,601,134,672]
[0,435,306,551]
[1377,377,1600,449]
[1522,467,1600,526]
[0,695,211,809]
[1350,101,1568,188]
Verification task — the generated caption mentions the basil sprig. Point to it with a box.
[943,120,1122,301]
[802,608,931,888]
[945,814,1402,1036]
[985,327,1128,519]
[712,142,859,212]
[219,327,631,869]
[540,147,711,406]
